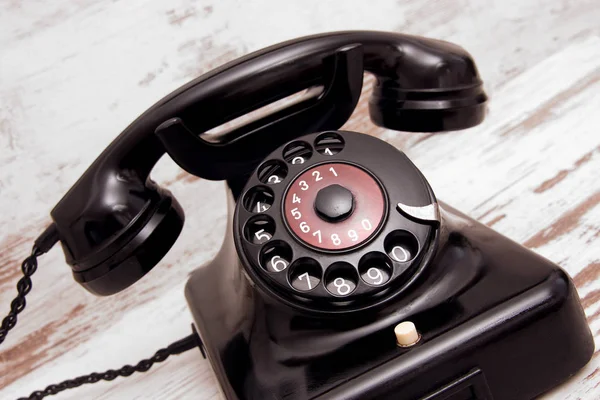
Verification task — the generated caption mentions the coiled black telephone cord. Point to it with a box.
[0,225,201,400]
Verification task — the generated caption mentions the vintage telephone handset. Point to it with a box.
[1,31,592,399]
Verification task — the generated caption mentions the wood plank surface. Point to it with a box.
[1,0,599,399]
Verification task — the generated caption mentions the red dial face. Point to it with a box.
[283,163,385,251]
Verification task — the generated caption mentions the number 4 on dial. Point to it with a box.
[293,193,301,203]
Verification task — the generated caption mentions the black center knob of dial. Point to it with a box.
[314,184,354,222]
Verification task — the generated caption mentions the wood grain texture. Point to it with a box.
[1,0,599,398]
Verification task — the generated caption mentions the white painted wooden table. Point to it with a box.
[1,1,599,399]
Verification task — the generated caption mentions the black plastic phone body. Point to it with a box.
[186,185,593,400]
[39,29,592,399]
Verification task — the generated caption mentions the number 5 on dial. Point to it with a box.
[254,229,271,242]
[291,207,301,220]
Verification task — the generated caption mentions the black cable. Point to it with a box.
[0,224,202,398]
[17,332,201,400]
[0,224,59,346]
[2,225,202,398]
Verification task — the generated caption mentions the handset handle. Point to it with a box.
[152,31,485,180]
[155,44,364,180]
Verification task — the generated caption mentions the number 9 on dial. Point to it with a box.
[361,267,390,286]
[358,252,392,286]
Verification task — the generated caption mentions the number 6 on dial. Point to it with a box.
[300,221,310,233]
[270,255,288,272]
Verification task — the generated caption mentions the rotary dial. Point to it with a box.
[234,131,439,312]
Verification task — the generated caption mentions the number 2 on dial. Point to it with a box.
[268,175,281,184]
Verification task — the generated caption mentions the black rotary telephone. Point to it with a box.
[2,31,593,400]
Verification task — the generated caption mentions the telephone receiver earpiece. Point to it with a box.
[50,31,486,296]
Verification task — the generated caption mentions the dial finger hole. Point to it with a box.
[385,230,419,263]
[260,241,292,273]
[325,262,358,297]
[244,215,275,245]
[314,132,345,155]
[289,258,321,292]
[359,252,392,286]
[283,141,313,165]
[258,160,288,185]
[243,186,274,213]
